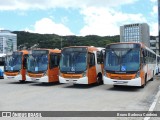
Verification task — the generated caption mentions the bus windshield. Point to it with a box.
[104,48,140,72]
[27,53,48,73]
[0,56,5,66]
[5,52,22,72]
[60,48,87,73]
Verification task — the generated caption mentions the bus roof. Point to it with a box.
[19,50,29,55]
[31,49,61,54]
[62,46,104,52]
[106,42,156,55]
[0,53,6,57]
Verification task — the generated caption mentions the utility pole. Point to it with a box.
[61,37,62,49]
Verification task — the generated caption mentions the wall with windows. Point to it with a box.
[158,0,160,53]
[150,37,159,55]
[120,23,150,47]
[0,30,17,54]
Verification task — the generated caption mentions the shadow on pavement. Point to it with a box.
[63,83,102,89]
[7,81,34,84]
[30,81,61,87]
[106,85,142,92]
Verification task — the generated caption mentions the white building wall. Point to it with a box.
[120,23,150,47]
[0,30,17,54]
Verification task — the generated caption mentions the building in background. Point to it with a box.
[158,0,160,54]
[150,37,159,54]
[120,23,150,47]
[0,30,17,54]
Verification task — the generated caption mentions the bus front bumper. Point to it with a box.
[103,76,142,86]
[59,76,88,84]
[30,76,49,83]
[4,74,22,81]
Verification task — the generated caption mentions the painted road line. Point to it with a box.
[144,86,160,120]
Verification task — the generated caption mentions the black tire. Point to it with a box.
[150,71,154,81]
[141,75,147,88]
[19,80,25,83]
[96,73,103,85]
[113,85,119,88]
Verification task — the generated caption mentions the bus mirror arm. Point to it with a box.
[142,50,146,57]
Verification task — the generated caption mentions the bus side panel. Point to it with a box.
[140,69,145,86]
[21,69,26,81]
[140,63,147,86]
[147,64,155,81]
[48,67,59,83]
[87,66,97,84]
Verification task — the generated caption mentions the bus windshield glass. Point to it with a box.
[27,50,48,73]
[104,44,140,72]
[0,56,5,66]
[5,52,22,72]
[60,47,87,73]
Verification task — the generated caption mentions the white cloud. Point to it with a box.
[150,0,157,3]
[0,28,4,30]
[151,5,158,16]
[0,0,138,10]
[149,22,158,36]
[79,7,147,36]
[0,0,157,36]
[27,18,74,35]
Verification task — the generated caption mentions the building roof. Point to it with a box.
[0,30,17,36]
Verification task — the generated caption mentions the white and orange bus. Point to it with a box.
[0,53,6,79]
[27,49,61,83]
[4,50,29,82]
[59,46,104,85]
[103,42,156,88]
[156,54,160,75]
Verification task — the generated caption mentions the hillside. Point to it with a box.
[12,31,120,50]
[13,31,157,50]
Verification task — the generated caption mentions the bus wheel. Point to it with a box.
[96,73,103,85]
[150,71,154,81]
[141,75,147,88]
[19,80,25,83]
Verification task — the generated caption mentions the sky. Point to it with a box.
[0,0,158,36]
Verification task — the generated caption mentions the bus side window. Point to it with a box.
[23,54,28,69]
[142,49,146,64]
[97,50,105,64]
[97,51,101,64]
[0,57,5,66]
[89,53,95,67]
[50,54,60,69]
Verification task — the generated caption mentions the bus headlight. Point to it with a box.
[103,70,107,77]
[43,71,47,76]
[135,71,140,78]
[82,71,87,77]
[59,72,62,77]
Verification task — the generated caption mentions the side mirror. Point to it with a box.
[23,54,28,69]
[89,54,95,67]
[142,50,146,57]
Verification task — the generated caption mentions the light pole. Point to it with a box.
[61,37,62,49]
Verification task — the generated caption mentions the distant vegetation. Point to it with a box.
[12,31,157,50]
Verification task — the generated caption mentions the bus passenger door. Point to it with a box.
[22,54,28,80]
[49,53,60,82]
[88,53,96,84]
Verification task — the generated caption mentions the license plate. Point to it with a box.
[31,78,36,80]
[67,80,76,83]
[7,76,14,79]
[114,81,127,85]
[31,77,40,81]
